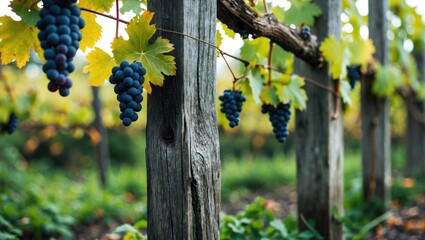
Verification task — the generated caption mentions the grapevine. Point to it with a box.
[299,26,311,40]
[37,0,85,97]
[261,103,291,143]
[109,61,146,126]
[219,90,246,128]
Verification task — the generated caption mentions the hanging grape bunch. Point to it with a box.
[262,102,291,143]
[37,0,85,97]
[299,26,311,40]
[109,61,146,126]
[219,90,246,128]
[347,65,361,89]
[1,113,18,134]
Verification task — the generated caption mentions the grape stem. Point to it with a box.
[267,41,273,86]
[80,7,339,96]
[115,0,120,38]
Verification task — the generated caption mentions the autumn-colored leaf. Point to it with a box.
[83,47,117,86]
[80,12,102,52]
[320,35,351,80]
[112,11,176,94]
[78,0,114,12]
[0,16,40,68]
[348,38,375,66]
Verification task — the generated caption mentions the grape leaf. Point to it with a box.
[112,11,176,94]
[348,38,375,66]
[216,28,224,49]
[260,86,279,106]
[83,47,117,86]
[275,74,307,110]
[120,0,145,15]
[340,80,352,106]
[9,0,40,26]
[80,12,102,52]
[78,0,114,12]
[246,66,264,104]
[320,36,351,80]
[285,1,322,26]
[0,16,40,68]
[221,22,236,39]
[373,64,402,97]
[240,37,270,62]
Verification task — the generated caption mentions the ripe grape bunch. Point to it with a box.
[299,26,311,40]
[109,61,146,126]
[347,65,361,89]
[37,0,85,97]
[261,102,291,143]
[1,113,18,134]
[219,90,246,128]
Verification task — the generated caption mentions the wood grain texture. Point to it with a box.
[217,0,322,67]
[406,46,425,174]
[294,0,343,239]
[146,1,220,239]
[361,0,391,206]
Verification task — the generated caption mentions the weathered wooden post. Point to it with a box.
[406,42,425,174]
[294,0,343,238]
[361,0,390,206]
[146,1,220,239]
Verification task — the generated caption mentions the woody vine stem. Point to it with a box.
[80,7,338,96]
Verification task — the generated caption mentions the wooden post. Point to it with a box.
[361,0,391,206]
[146,1,220,239]
[294,0,343,238]
[406,43,425,174]
[91,87,109,187]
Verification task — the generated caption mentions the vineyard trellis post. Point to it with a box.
[294,0,343,238]
[361,0,391,208]
[406,41,425,174]
[146,0,220,239]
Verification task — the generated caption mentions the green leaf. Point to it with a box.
[83,47,117,86]
[9,0,40,26]
[79,12,102,52]
[270,219,288,237]
[242,67,264,104]
[340,80,352,106]
[373,64,403,97]
[120,0,146,15]
[285,1,322,26]
[112,11,176,94]
[113,224,140,234]
[320,36,351,79]
[260,86,279,106]
[221,22,236,39]
[0,16,40,68]
[275,74,307,110]
[78,0,114,12]
[240,37,270,62]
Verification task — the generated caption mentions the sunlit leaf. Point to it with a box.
[78,0,114,12]
[373,64,403,97]
[320,35,351,80]
[348,39,375,66]
[83,47,117,86]
[0,16,40,68]
[112,11,176,94]
[80,12,102,52]
[275,74,307,110]
[285,1,322,26]
[120,0,145,15]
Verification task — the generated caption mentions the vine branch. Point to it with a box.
[80,7,336,96]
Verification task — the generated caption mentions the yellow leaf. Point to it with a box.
[348,38,375,66]
[83,47,117,86]
[78,0,114,12]
[0,16,40,68]
[80,12,102,52]
[320,35,351,79]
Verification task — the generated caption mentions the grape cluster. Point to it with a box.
[219,90,246,128]
[261,103,291,143]
[109,61,146,126]
[347,65,361,89]
[37,0,85,97]
[1,113,18,134]
[299,26,311,40]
